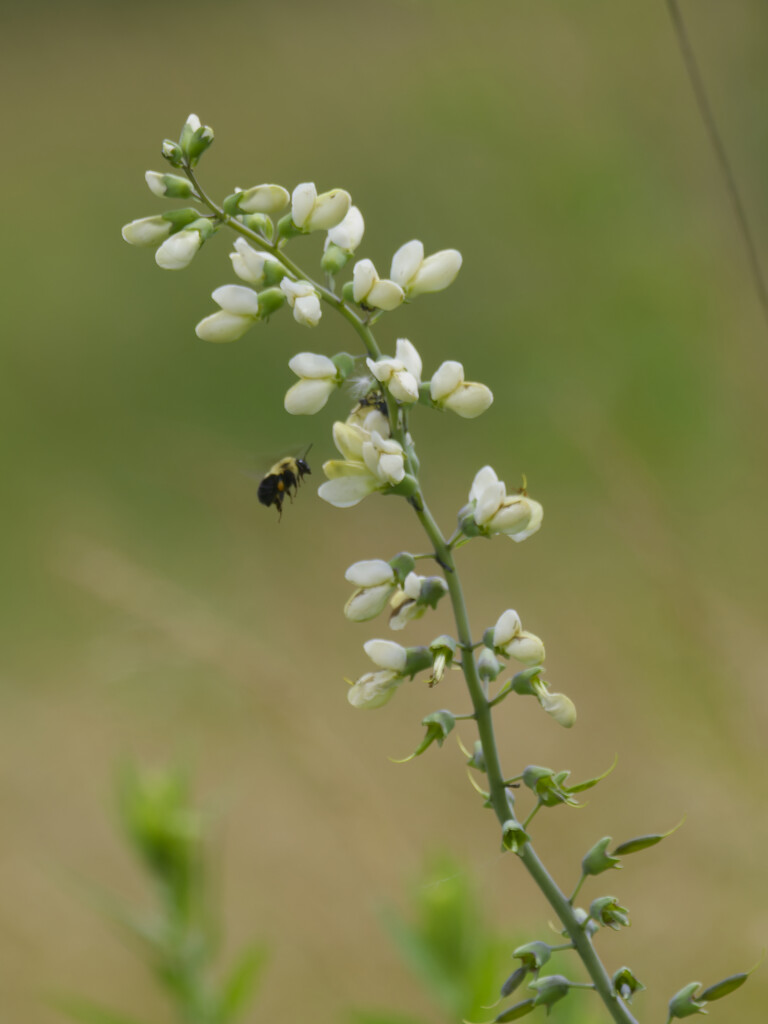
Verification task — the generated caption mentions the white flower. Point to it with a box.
[506,631,546,666]
[145,170,193,199]
[430,360,493,418]
[284,352,338,415]
[280,278,322,327]
[155,227,203,270]
[346,400,390,438]
[388,572,431,631]
[195,284,261,342]
[468,466,543,542]
[292,182,351,231]
[367,339,422,403]
[364,638,408,672]
[344,560,397,622]
[347,670,402,709]
[326,205,365,252]
[493,609,522,649]
[229,237,283,286]
[390,240,462,297]
[362,430,406,485]
[236,184,290,214]
[532,681,576,728]
[318,422,406,508]
[352,259,405,311]
[121,216,172,247]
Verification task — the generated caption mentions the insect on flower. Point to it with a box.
[257,446,312,519]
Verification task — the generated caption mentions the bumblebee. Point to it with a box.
[257,448,312,519]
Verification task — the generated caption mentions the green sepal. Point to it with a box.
[467,739,486,773]
[417,381,435,409]
[386,474,419,499]
[521,766,580,808]
[404,645,433,677]
[161,139,184,168]
[179,119,214,166]
[501,820,530,853]
[217,943,269,1023]
[565,753,618,793]
[420,577,448,610]
[589,896,630,931]
[529,975,571,1008]
[331,352,356,381]
[482,626,495,648]
[510,667,542,697]
[223,192,244,216]
[581,836,621,877]
[321,242,352,275]
[457,503,483,538]
[277,214,303,240]
[668,982,706,1018]
[612,966,645,1004]
[700,972,750,1002]
[501,966,529,998]
[393,710,456,763]
[162,207,204,232]
[242,213,275,241]
[257,288,286,319]
[341,280,355,303]
[262,259,285,287]
[159,173,195,198]
[495,998,536,1021]
[613,819,683,856]
[389,551,416,583]
[186,217,216,240]
[477,647,501,683]
[513,941,551,971]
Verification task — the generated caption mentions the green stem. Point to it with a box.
[570,872,587,905]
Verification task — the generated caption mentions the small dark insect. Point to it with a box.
[257,447,312,520]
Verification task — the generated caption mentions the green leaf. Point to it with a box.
[700,973,749,1002]
[51,996,153,1024]
[217,943,269,1023]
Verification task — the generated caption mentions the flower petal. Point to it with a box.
[410,249,462,295]
[395,338,422,381]
[364,638,408,672]
[390,239,424,288]
[345,560,395,587]
[291,182,317,228]
[212,284,261,315]
[430,360,464,401]
[443,382,493,418]
[317,474,378,508]
[195,311,253,343]
[289,352,337,378]
[284,378,335,415]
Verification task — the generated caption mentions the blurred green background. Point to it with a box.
[2,0,767,1021]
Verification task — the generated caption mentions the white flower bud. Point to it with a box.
[291,182,351,231]
[280,279,321,327]
[230,237,282,286]
[326,205,365,252]
[345,584,395,622]
[352,259,405,311]
[362,431,406,485]
[284,352,339,415]
[467,466,543,541]
[347,670,402,709]
[237,184,290,214]
[121,216,173,247]
[364,638,408,673]
[345,560,395,588]
[430,360,492,418]
[195,284,261,343]
[537,689,576,728]
[155,229,203,270]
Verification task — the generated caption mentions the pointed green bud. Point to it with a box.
[612,967,645,1004]
[161,139,184,167]
[613,820,683,855]
[495,998,536,1022]
[321,242,353,275]
[478,647,502,683]
[513,941,551,971]
[257,288,286,319]
[668,982,706,1018]
[395,710,455,762]
[700,972,750,1003]
[178,114,214,166]
[521,766,578,807]
[501,820,530,853]
[528,975,571,1009]
[589,896,630,930]
[501,966,529,999]
[565,754,618,794]
[388,551,417,583]
[582,836,622,876]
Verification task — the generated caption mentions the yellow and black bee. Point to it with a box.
[257,448,312,519]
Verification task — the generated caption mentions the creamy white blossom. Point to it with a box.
[292,182,351,231]
[347,670,402,709]
[364,638,408,672]
[155,228,203,270]
[366,339,422,403]
[505,631,546,666]
[532,681,576,728]
[236,184,290,214]
[280,278,322,327]
[344,560,397,622]
[362,430,406,485]
[388,571,448,631]
[493,609,522,649]
[430,360,493,418]
[390,239,462,297]
[352,259,405,311]
[121,216,173,247]
[318,422,406,508]
[326,205,365,252]
[469,466,543,542]
[284,352,338,415]
[195,284,261,342]
[229,237,283,286]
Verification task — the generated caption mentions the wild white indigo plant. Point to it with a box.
[122,115,753,1024]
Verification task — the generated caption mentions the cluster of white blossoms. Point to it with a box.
[317,419,408,509]
[464,466,543,541]
[343,559,448,630]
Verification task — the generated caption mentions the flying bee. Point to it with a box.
[257,446,312,520]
